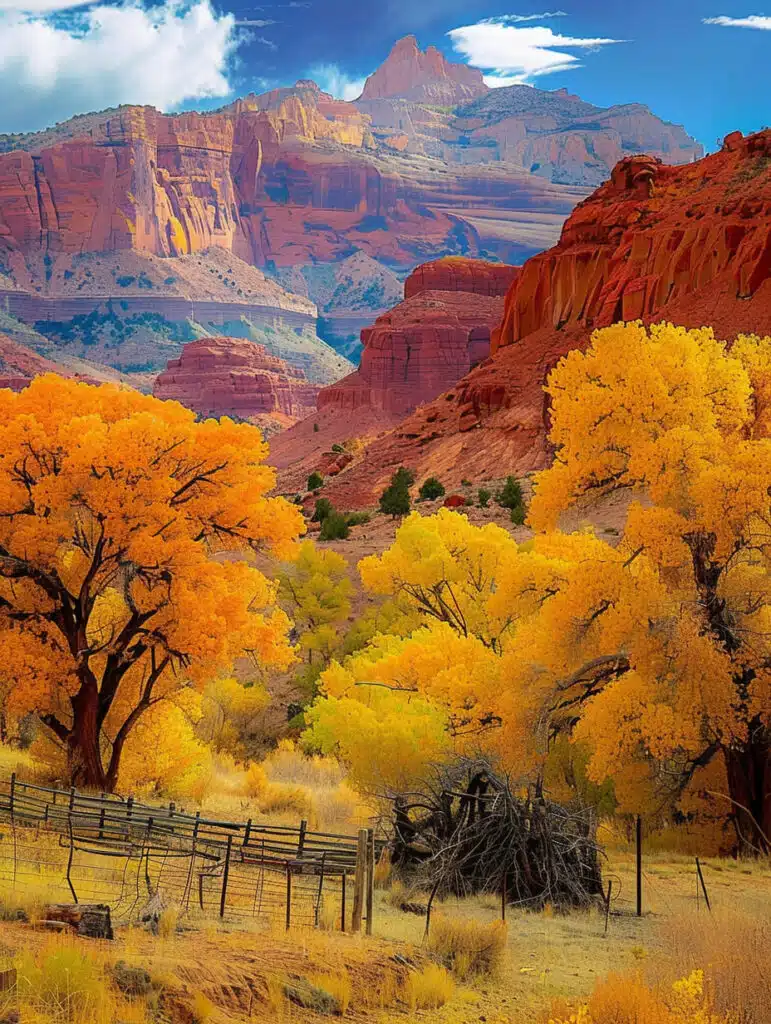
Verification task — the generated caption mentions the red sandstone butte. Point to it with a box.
[310,130,771,508]
[318,257,519,417]
[153,337,319,420]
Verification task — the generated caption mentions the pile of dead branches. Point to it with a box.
[388,759,603,910]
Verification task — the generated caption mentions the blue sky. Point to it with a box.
[0,0,768,147]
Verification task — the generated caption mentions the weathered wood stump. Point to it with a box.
[41,904,113,939]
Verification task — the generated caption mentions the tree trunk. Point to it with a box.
[68,688,108,791]
[723,722,771,855]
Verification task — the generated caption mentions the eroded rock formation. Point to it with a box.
[318,257,518,416]
[359,35,488,105]
[153,337,319,420]
[286,130,771,507]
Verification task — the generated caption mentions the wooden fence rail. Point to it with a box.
[0,773,381,933]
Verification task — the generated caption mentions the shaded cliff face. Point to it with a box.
[286,130,771,508]
[153,337,319,421]
[318,257,517,417]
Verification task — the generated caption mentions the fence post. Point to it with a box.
[351,829,368,933]
[244,818,252,847]
[69,786,76,813]
[365,829,375,936]
[695,857,711,912]
[9,773,15,823]
[285,863,292,931]
[315,853,327,928]
[297,819,307,858]
[341,871,347,932]
[98,805,105,841]
[193,810,200,842]
[604,879,613,935]
[636,815,642,917]
[220,835,233,919]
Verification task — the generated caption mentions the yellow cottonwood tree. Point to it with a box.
[0,376,303,790]
[308,324,771,852]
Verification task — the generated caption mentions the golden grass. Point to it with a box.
[404,963,456,1011]
[659,911,771,1023]
[427,916,508,981]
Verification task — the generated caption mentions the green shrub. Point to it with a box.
[497,476,523,509]
[478,488,491,508]
[345,511,371,527]
[319,512,350,540]
[510,504,527,526]
[312,498,333,523]
[331,443,345,454]
[461,478,472,488]
[313,422,319,433]
[307,471,324,491]
[379,467,412,519]
[418,477,445,501]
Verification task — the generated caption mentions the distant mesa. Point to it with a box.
[153,337,320,422]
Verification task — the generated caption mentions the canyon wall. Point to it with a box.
[290,130,771,507]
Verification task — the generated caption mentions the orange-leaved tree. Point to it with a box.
[306,324,771,852]
[0,376,302,790]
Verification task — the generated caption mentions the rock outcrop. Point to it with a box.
[0,85,582,285]
[0,331,77,389]
[153,337,319,420]
[318,257,518,416]
[284,130,771,507]
[357,44,703,187]
[359,35,488,105]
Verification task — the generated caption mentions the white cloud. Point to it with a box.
[447,20,622,85]
[703,14,771,29]
[234,17,275,25]
[308,63,366,101]
[482,11,567,23]
[0,0,238,134]
[0,0,94,10]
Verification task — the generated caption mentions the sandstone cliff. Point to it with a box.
[153,337,319,421]
[359,35,488,105]
[318,257,517,416]
[281,130,771,507]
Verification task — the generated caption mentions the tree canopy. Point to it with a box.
[0,375,303,790]
[305,323,771,852]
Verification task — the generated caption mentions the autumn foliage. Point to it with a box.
[0,376,303,790]
[307,324,771,852]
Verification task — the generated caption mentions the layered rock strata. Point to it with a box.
[153,337,319,420]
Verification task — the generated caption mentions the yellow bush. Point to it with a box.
[548,970,735,1024]
[427,916,508,981]
[245,762,269,798]
[404,964,456,1011]
[259,782,317,825]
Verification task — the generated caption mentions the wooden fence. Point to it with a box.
[0,774,379,932]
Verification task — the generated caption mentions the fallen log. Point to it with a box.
[41,904,113,939]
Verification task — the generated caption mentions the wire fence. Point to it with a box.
[0,774,380,931]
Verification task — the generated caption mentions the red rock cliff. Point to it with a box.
[317,257,518,417]
[0,87,581,281]
[153,337,319,420]
[304,130,771,507]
